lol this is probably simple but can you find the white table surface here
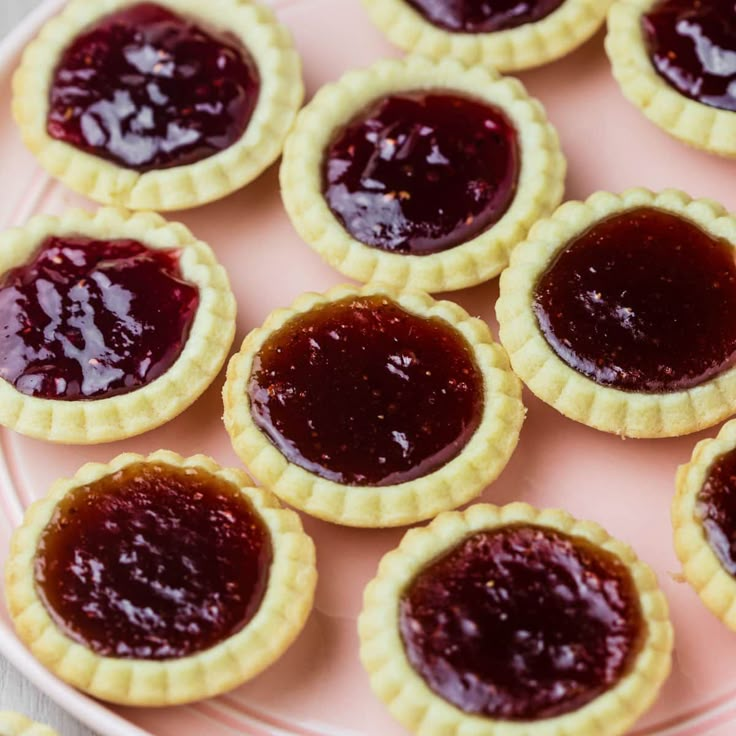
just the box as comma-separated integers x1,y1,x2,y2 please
0,2,98,735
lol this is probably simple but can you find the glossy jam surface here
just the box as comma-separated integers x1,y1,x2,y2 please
248,296,484,486
0,236,198,401
643,0,736,112
35,463,272,660
323,92,519,255
400,524,643,720
405,0,566,32
47,2,260,171
698,448,736,575
533,207,736,393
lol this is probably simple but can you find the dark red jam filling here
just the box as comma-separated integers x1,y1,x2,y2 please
400,524,643,720
697,448,736,575
35,462,272,660
404,0,566,32
643,0,736,113
248,295,484,487
323,92,519,255
0,236,198,401
47,2,260,171
533,207,736,393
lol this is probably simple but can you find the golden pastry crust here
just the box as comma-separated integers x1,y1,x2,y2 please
280,57,565,293
606,0,736,158
0,207,236,444
359,502,673,736
13,0,303,211
0,713,58,736
223,283,525,528
363,0,614,72
673,420,736,630
496,188,736,438
4,450,317,707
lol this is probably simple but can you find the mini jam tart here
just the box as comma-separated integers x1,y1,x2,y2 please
0,208,236,444
0,713,58,736
496,189,736,438
607,0,736,158
362,0,614,72
223,283,524,527
280,57,565,293
13,0,303,210
359,502,673,736
5,451,317,706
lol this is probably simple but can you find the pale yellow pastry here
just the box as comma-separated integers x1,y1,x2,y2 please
280,56,565,293
223,283,524,527
0,713,58,736
0,207,236,444
359,502,673,736
497,188,736,438
5,450,317,707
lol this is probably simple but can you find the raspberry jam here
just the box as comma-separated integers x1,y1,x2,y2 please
643,0,736,113
533,207,736,393
47,2,260,171
0,236,198,400
35,462,272,660
404,0,566,32
323,92,519,255
698,448,736,575
400,525,643,720
248,295,484,486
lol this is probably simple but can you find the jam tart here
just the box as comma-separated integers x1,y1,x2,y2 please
362,0,614,72
280,57,565,293
223,283,524,527
0,713,57,736
607,0,736,158
496,188,736,438
5,451,317,707
13,0,304,210
0,207,236,444
359,502,673,736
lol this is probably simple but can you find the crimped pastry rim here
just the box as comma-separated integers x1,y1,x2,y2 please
280,56,566,293
496,188,736,438
4,450,318,707
12,0,304,211
358,501,673,736
0,712,58,736
223,282,525,528
0,207,236,444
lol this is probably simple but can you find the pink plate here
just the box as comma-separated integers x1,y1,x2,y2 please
1,1,736,734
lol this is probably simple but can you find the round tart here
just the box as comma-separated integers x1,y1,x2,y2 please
223,283,524,527
5,450,317,707
359,502,673,736
280,57,565,293
13,0,303,210
362,0,613,72
0,207,235,444
607,0,736,158
0,713,57,736
496,188,736,438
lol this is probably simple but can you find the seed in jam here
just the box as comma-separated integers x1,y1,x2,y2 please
323,92,519,255
0,236,199,401
400,524,644,720
533,207,736,393
47,2,260,171
697,448,736,576
643,0,736,113
403,0,566,32
248,295,484,487
35,462,272,660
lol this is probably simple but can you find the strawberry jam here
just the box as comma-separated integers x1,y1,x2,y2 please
533,207,736,393
404,0,566,32
698,448,736,575
47,2,260,171
0,236,198,400
35,462,272,660
643,0,736,113
400,524,643,720
248,295,484,486
323,92,519,255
